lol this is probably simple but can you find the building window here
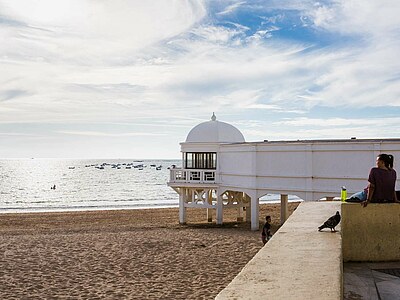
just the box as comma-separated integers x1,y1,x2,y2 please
185,152,216,169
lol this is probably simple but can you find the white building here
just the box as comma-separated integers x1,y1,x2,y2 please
168,114,400,230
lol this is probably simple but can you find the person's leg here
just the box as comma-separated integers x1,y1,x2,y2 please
347,190,367,202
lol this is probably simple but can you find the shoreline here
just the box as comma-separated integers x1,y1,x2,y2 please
0,199,302,215
0,203,300,299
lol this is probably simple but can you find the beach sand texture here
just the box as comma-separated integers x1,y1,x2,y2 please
0,203,299,299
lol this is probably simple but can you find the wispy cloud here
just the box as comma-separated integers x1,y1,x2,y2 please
0,132,37,136
274,117,400,128
241,116,400,141
0,89,30,101
58,130,167,137
0,0,399,157
216,1,247,16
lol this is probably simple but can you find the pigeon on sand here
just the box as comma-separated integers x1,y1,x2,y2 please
318,211,341,232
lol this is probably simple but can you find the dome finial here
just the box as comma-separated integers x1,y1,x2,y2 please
211,112,216,121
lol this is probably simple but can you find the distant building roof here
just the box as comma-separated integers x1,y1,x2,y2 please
185,113,245,143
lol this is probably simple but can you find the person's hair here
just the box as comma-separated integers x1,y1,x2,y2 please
265,215,271,221
377,153,394,169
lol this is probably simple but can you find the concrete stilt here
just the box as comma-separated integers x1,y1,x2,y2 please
250,194,259,231
179,191,187,224
216,193,223,225
280,194,288,225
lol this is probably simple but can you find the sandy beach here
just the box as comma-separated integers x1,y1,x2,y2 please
0,203,299,299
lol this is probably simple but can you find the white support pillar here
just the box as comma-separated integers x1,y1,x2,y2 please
280,194,289,225
250,193,259,231
179,190,187,224
216,192,223,225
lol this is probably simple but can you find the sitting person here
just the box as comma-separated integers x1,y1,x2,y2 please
362,154,398,207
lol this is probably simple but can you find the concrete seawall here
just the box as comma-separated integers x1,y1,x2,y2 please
342,203,400,262
216,201,342,300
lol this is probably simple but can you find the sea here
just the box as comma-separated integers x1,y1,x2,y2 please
0,159,181,213
0,159,299,213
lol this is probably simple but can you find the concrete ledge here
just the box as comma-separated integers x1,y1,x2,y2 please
216,202,342,300
342,203,400,262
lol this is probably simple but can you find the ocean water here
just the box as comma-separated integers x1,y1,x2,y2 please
0,159,300,213
0,159,181,213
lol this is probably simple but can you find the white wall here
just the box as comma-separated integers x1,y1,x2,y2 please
218,140,400,201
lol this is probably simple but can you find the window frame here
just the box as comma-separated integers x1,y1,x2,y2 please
184,152,217,169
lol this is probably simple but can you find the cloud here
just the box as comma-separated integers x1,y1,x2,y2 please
307,0,400,37
0,14,27,27
57,130,167,137
0,0,207,64
0,89,30,101
216,1,247,16
274,117,400,128
2,0,399,118
242,116,400,141
0,132,36,136
0,0,399,158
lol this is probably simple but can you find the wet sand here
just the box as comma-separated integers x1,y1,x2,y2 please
0,203,299,299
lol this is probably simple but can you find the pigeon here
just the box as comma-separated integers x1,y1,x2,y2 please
318,211,341,232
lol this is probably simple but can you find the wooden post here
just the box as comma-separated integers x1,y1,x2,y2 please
280,194,289,225
237,207,244,222
245,193,251,222
207,208,213,222
206,190,213,222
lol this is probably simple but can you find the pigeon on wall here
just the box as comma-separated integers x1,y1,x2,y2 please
318,211,341,232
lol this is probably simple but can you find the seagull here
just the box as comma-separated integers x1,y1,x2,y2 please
318,211,341,232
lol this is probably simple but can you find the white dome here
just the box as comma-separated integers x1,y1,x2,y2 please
186,114,245,143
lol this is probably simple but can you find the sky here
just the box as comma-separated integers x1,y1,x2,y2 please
1,0,400,159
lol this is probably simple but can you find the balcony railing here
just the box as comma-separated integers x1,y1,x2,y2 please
169,168,217,184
